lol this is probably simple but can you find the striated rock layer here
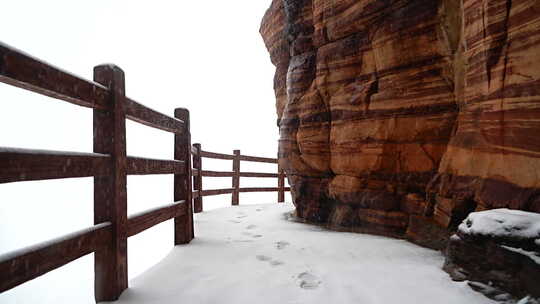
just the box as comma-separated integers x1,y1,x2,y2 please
261,0,540,236
428,0,540,227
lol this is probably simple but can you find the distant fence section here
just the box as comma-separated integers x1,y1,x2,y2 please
0,42,193,302
191,143,290,212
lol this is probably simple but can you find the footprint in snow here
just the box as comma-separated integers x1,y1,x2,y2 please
297,272,321,290
246,224,257,230
242,232,262,238
237,215,248,219
255,255,284,266
269,260,284,266
276,241,290,250
256,208,263,212
256,255,272,261
229,220,241,224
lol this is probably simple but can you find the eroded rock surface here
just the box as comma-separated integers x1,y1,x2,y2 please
428,0,540,226
261,0,540,237
444,209,540,302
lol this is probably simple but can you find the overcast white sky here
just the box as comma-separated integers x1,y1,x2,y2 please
1,0,279,154
0,1,287,302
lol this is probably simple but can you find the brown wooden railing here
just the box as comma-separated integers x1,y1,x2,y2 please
0,42,193,301
0,42,290,302
190,143,290,212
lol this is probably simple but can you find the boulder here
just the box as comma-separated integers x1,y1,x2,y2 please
444,209,540,301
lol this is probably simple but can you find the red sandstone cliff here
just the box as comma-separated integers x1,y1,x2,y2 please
260,0,540,236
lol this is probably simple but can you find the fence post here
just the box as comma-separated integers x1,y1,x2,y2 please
93,64,128,301
193,143,203,213
174,108,194,244
278,165,285,203
232,150,240,205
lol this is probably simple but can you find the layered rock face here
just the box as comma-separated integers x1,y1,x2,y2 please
428,0,540,226
260,0,540,235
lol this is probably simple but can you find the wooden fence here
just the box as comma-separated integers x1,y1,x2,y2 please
0,42,193,301
0,42,291,303
190,144,290,212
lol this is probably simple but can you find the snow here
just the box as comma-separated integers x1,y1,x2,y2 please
467,281,513,301
127,202,182,220
518,296,540,304
104,203,494,304
458,209,540,240
0,146,109,157
501,245,540,265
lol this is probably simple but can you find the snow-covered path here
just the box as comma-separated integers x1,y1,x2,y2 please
105,203,494,304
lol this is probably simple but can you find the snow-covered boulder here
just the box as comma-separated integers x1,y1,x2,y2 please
457,209,540,251
444,209,540,302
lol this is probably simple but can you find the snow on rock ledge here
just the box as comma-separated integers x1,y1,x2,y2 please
444,209,540,301
457,209,540,251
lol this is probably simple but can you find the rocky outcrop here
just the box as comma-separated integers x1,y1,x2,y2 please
428,0,540,227
444,209,540,302
261,0,540,238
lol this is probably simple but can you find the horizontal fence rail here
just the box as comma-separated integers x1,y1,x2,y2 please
1,41,289,303
0,223,112,292
190,143,290,212
126,156,185,175
0,148,112,183
0,42,194,302
127,201,187,237
125,97,184,133
0,43,186,133
0,42,109,109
